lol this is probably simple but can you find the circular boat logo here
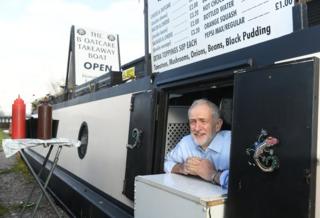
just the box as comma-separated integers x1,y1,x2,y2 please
107,34,116,41
77,28,86,35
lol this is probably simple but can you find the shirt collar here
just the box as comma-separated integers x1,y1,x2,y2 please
208,131,224,153
193,131,224,153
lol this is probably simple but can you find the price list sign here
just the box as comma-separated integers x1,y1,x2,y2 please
148,0,295,73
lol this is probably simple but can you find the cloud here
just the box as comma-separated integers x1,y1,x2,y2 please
0,0,144,115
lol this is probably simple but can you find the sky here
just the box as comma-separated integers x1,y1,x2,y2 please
0,0,145,115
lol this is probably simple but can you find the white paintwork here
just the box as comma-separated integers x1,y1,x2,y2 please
135,174,226,218
275,52,320,64
31,93,134,207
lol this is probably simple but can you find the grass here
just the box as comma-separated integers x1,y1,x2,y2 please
0,156,31,178
0,128,10,216
0,128,9,139
0,128,33,216
0,128,9,151
0,128,31,178
0,203,9,216
0,201,35,217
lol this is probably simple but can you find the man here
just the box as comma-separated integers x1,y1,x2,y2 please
164,99,231,189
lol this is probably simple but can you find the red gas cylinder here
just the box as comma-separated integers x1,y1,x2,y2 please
12,95,26,139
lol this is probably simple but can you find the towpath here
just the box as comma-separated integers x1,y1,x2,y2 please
0,137,69,217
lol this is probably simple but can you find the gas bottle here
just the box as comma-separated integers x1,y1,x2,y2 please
11,95,26,139
37,101,52,139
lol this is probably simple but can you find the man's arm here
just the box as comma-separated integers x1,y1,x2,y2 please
171,163,188,175
164,136,187,174
193,159,229,188
218,170,229,189
166,155,229,188
164,141,185,173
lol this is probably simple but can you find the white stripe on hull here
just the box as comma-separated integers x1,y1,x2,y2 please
31,93,133,207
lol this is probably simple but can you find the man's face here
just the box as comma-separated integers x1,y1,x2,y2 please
189,104,222,149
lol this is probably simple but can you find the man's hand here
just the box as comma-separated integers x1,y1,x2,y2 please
171,163,189,175
184,157,201,175
172,157,219,183
197,159,217,181
185,157,218,181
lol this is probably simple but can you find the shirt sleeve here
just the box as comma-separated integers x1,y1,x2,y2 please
164,158,177,173
164,139,185,173
219,169,229,189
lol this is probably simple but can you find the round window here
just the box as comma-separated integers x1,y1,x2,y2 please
78,122,88,159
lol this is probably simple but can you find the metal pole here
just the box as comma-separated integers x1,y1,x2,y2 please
144,0,151,76
19,150,61,217
19,145,54,217
31,145,63,218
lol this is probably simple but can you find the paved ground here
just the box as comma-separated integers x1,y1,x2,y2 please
0,147,69,217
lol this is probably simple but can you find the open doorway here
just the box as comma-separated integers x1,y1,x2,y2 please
154,71,234,172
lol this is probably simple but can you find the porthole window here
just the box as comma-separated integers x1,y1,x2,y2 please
78,122,88,159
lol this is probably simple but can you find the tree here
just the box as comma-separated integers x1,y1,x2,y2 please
31,78,65,114
48,79,64,96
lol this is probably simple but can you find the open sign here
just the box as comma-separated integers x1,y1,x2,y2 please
83,62,112,72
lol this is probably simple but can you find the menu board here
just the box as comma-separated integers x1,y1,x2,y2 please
148,0,295,73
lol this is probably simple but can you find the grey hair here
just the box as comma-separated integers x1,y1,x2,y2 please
188,99,220,120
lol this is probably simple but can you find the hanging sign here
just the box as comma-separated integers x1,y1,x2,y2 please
74,26,120,85
148,0,295,73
